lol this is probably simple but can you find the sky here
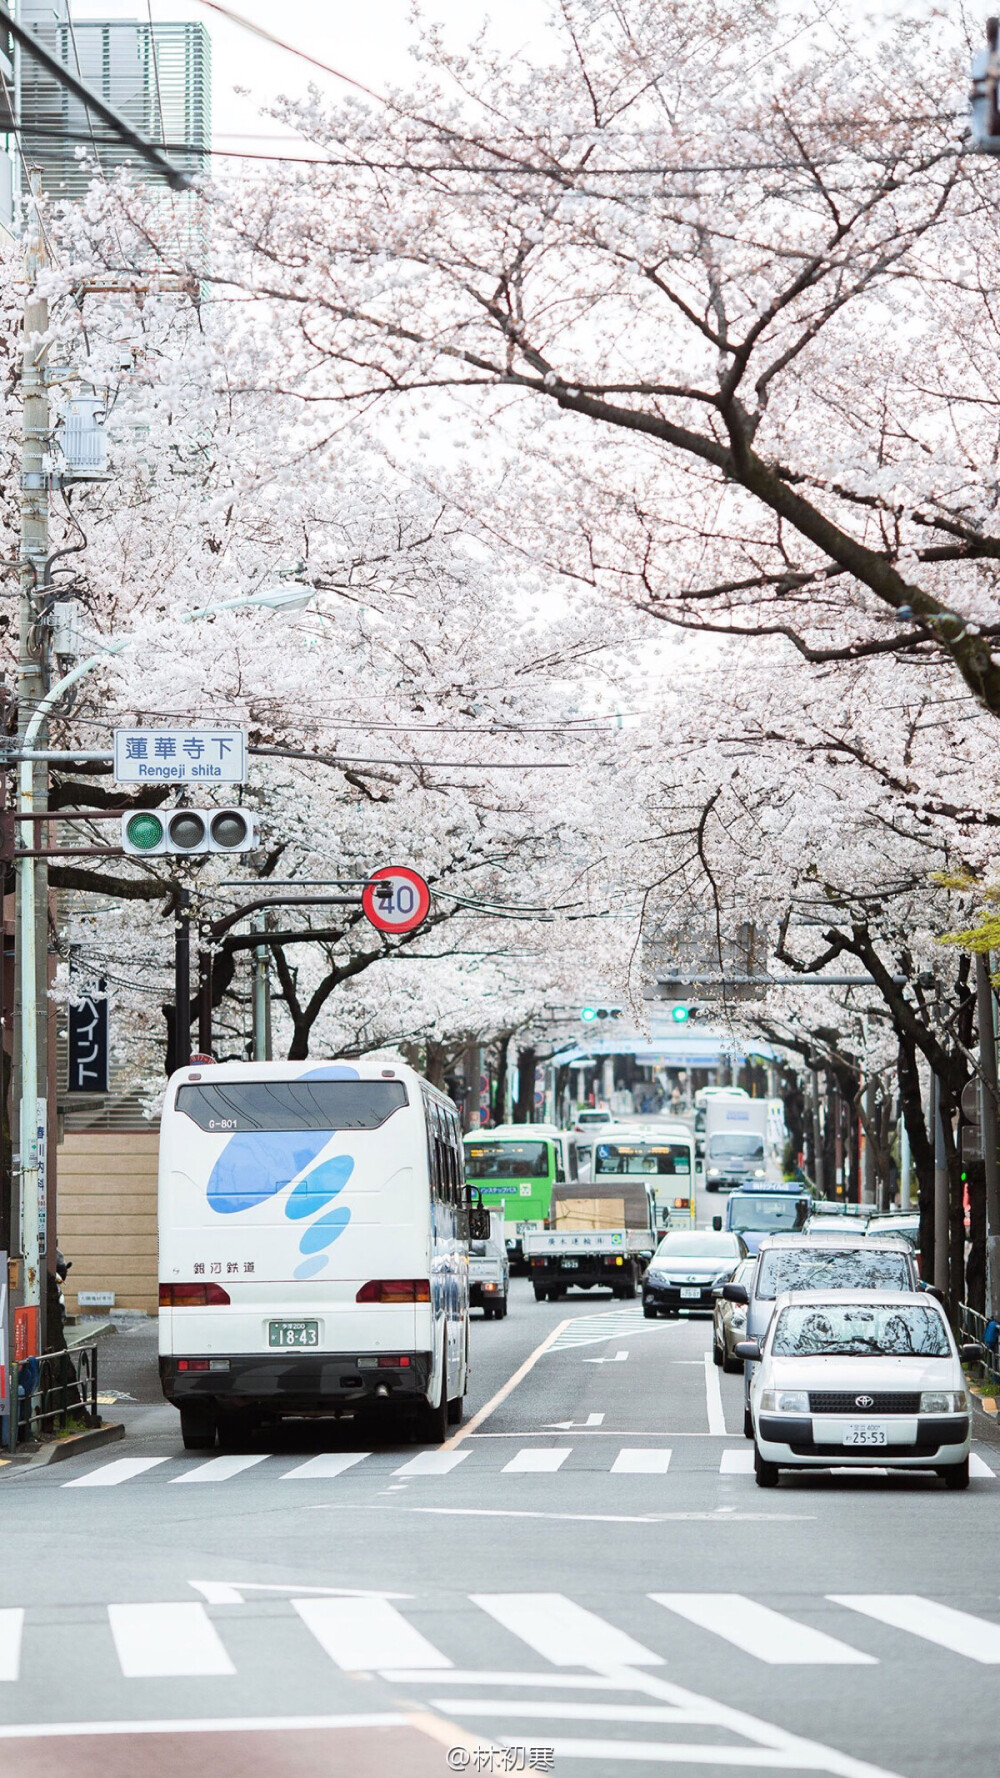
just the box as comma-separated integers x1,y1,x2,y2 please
70,0,549,162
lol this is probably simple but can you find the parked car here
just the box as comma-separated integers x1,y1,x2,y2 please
712,1256,756,1372
722,1231,921,1439
642,1229,747,1318
739,1290,981,1489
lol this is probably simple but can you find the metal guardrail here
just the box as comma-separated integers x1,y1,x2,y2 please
5,1341,99,1455
959,1303,1000,1391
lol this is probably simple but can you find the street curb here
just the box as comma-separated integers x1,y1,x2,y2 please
11,1421,124,1472
64,1320,116,1349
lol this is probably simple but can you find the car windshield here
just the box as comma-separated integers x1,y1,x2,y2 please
466,1141,549,1179
728,1195,809,1233
708,1134,764,1159
772,1302,951,1358
756,1248,911,1301
655,1234,738,1259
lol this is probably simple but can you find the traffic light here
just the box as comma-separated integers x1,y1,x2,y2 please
121,807,258,857
670,1004,690,1024
580,1006,623,1022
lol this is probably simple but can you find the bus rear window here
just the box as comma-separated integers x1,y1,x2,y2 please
466,1142,549,1179
175,1080,408,1133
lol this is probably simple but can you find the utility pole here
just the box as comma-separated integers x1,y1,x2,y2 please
862,1080,876,1206
251,911,271,1061
976,953,1000,1318
174,888,191,1070
14,167,50,1349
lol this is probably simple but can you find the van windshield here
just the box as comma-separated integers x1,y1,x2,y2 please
466,1142,550,1179
757,1248,911,1301
773,1303,950,1358
728,1195,809,1233
176,1080,407,1132
708,1133,764,1160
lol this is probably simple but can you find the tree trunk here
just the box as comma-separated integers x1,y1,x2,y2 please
423,1040,448,1090
492,1034,511,1124
965,1156,986,1315
897,1037,935,1282
513,1047,536,1124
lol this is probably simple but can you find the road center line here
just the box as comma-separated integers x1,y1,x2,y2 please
443,1317,571,1450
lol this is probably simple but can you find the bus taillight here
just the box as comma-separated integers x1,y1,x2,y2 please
356,1279,431,1303
159,1282,232,1307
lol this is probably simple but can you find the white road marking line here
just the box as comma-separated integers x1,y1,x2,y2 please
0,1714,406,1740
437,1701,689,1723
471,1593,664,1668
516,1735,899,1770
0,1611,23,1682
651,1594,876,1665
170,1455,270,1484
444,1317,571,1448
703,1351,726,1436
382,1671,632,1688
502,1448,570,1473
611,1449,673,1474
281,1452,370,1480
394,1450,470,1477
583,1350,628,1365
107,1603,235,1678
292,1596,452,1670
720,1450,755,1474
830,1595,1000,1663
312,1503,815,1522
63,1457,170,1488
970,1453,995,1477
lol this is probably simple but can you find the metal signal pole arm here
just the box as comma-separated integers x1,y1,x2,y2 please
0,2,192,192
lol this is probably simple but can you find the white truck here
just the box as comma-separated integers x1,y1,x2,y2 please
703,1095,787,1191
523,1181,657,1302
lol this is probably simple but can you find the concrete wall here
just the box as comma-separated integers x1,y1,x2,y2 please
57,1130,158,1315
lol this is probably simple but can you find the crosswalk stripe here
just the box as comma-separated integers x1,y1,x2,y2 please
829,1595,1000,1663
719,1450,754,1474
611,1449,672,1474
502,1449,569,1474
650,1594,876,1665
292,1596,452,1670
471,1593,664,1668
0,1611,23,1682
64,1458,170,1489
394,1451,470,1477
170,1455,270,1484
970,1453,995,1478
281,1453,370,1481
108,1603,235,1678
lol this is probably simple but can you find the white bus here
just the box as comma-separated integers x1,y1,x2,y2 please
158,1058,483,1450
591,1121,697,1234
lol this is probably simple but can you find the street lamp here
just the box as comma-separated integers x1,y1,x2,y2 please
16,583,317,1322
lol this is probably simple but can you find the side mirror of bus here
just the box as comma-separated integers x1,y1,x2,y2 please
469,1207,491,1242
711,1216,723,1232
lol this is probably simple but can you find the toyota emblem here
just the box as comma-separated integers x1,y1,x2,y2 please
855,1394,874,1408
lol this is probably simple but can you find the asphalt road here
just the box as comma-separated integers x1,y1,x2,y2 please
4,1279,1000,1778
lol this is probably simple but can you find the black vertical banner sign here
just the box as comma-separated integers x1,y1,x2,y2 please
68,982,109,1093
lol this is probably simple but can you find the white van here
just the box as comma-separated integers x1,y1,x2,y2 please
158,1058,482,1449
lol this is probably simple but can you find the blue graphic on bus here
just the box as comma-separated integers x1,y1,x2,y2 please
206,1065,359,1278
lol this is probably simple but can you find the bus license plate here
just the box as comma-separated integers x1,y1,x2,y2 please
843,1423,887,1446
268,1319,319,1349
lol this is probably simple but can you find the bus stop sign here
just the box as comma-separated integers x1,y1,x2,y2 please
362,866,431,935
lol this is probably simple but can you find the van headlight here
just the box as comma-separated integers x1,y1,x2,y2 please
707,1169,721,1180
919,1390,968,1413
753,1168,766,1178
760,1390,809,1414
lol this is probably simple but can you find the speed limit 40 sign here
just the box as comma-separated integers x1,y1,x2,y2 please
362,865,431,935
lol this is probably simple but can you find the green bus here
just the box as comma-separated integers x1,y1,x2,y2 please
463,1124,578,1268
